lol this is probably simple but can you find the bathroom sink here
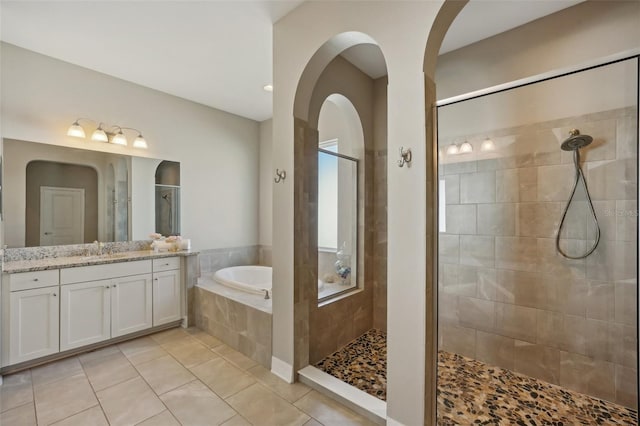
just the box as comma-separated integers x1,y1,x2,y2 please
78,253,129,262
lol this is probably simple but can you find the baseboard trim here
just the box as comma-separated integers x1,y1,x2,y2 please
271,356,294,383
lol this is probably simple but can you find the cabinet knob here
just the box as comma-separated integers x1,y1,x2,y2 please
113,284,117,288
154,278,159,281
52,293,57,297
33,278,39,281
105,285,110,289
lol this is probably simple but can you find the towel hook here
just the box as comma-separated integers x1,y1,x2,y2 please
397,147,412,167
274,169,286,183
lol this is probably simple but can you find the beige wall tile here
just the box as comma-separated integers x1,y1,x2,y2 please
477,203,516,236
517,202,561,238
559,351,615,402
616,113,638,161
615,199,638,242
444,174,460,204
560,315,587,355
537,164,574,202
514,341,560,384
536,310,564,349
614,279,637,328
439,324,476,359
496,269,544,309
585,281,615,321
438,234,459,264
460,235,495,268
615,365,638,409
458,297,495,333
544,276,586,316
445,204,477,235
495,303,537,343
475,268,499,301
496,237,538,272
496,168,519,202
537,238,585,279
587,158,637,201
475,331,515,370
460,171,496,204
591,200,617,241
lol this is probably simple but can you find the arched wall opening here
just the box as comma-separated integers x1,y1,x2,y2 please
290,34,389,390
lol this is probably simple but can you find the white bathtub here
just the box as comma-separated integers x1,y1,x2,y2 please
214,265,272,295
213,265,324,297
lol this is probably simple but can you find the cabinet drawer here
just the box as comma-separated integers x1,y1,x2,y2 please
9,270,59,291
153,257,180,272
61,260,152,284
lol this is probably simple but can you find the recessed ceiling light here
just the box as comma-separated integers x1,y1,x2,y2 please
263,84,273,92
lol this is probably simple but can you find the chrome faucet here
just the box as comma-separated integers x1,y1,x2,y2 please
93,240,104,256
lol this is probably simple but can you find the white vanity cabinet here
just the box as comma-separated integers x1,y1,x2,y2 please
59,260,153,351
152,257,181,326
8,276,60,364
2,254,185,369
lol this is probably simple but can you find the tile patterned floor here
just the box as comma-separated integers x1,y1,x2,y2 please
0,327,375,426
316,329,639,425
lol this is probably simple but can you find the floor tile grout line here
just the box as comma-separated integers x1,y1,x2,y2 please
47,402,103,426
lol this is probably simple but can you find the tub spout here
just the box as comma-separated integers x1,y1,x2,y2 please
264,290,270,300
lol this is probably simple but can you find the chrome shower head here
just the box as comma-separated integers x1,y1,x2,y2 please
561,129,593,151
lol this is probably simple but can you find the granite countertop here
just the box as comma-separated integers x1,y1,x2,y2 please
3,250,198,274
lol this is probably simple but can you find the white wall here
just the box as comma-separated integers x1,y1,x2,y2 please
1,43,260,250
436,1,640,100
258,119,273,247
272,2,442,424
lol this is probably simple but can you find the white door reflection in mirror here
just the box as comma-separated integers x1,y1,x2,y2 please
40,186,85,245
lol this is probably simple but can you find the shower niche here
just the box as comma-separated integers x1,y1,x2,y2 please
155,160,180,236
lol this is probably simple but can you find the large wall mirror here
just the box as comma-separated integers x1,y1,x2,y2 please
3,139,180,248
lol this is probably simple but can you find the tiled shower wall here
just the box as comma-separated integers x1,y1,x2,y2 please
438,107,638,408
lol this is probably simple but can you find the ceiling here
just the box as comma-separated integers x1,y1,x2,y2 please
1,1,583,122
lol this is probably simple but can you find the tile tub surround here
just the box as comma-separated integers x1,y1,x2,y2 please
438,107,638,408
193,283,272,368
196,246,259,276
0,327,374,425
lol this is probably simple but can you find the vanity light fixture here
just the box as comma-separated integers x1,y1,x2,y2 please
446,144,459,155
67,118,148,149
459,141,473,154
480,137,496,152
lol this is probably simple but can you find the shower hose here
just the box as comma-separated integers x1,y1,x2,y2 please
555,148,601,259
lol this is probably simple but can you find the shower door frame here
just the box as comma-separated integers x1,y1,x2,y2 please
432,48,640,419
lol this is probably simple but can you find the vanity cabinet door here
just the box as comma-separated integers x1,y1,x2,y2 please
9,286,59,364
111,274,153,337
60,280,111,351
153,269,181,326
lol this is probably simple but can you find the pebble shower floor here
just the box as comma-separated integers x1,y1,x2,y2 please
316,330,638,425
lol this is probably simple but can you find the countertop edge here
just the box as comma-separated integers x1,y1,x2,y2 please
3,250,199,274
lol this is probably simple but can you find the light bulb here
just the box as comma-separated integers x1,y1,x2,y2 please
459,141,473,153
67,121,86,138
481,137,496,152
446,144,459,155
263,84,273,92
133,134,148,149
112,131,127,146
91,126,108,142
